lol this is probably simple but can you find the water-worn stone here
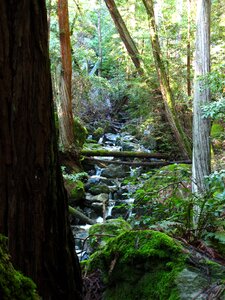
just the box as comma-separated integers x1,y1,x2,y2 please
85,193,109,204
105,133,119,142
88,183,110,195
91,202,104,214
101,164,129,178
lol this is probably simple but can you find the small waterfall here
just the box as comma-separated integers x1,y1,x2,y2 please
124,198,135,218
95,165,103,176
130,166,142,177
105,192,115,218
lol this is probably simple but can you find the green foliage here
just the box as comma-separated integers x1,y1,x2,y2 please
127,165,225,244
131,164,192,234
62,168,87,200
202,69,225,123
61,168,88,182
202,98,225,120
195,171,225,241
206,170,225,200
211,123,224,139
0,235,38,299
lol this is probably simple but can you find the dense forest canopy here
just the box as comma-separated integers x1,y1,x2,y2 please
48,0,225,154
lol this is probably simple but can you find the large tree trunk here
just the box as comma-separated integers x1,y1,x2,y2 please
0,1,82,299
142,0,192,159
104,0,144,76
57,0,75,150
192,0,211,194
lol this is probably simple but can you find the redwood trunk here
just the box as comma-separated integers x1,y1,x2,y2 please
0,1,82,299
58,0,74,149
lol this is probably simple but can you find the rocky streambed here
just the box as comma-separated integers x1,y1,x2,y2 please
71,122,153,260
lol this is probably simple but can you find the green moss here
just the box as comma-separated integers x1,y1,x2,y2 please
64,179,85,200
211,123,224,139
88,218,132,250
88,184,110,195
93,127,104,139
71,180,85,199
85,230,185,300
73,117,88,149
83,142,103,150
202,259,225,280
0,235,38,299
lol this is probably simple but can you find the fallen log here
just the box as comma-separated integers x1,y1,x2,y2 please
83,157,191,167
81,149,168,159
69,206,96,225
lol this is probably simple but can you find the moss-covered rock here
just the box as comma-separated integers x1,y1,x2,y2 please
88,183,110,195
84,230,225,300
88,218,132,251
0,235,38,299
73,117,88,149
93,127,104,140
65,179,85,203
83,142,102,151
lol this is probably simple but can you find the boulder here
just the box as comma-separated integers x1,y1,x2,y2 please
87,183,110,195
85,193,109,205
101,164,129,178
65,179,85,205
84,230,225,300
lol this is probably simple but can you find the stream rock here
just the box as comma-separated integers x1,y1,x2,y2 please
87,183,110,195
111,201,130,219
101,164,129,178
85,193,109,204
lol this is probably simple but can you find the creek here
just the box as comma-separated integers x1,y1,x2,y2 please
72,121,155,260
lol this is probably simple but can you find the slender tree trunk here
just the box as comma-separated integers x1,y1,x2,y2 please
175,0,183,58
187,0,192,97
104,0,144,76
58,0,75,150
98,0,103,77
142,0,192,159
0,1,82,299
192,0,211,194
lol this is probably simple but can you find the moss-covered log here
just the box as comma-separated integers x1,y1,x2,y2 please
69,206,96,225
84,157,191,167
81,149,168,159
